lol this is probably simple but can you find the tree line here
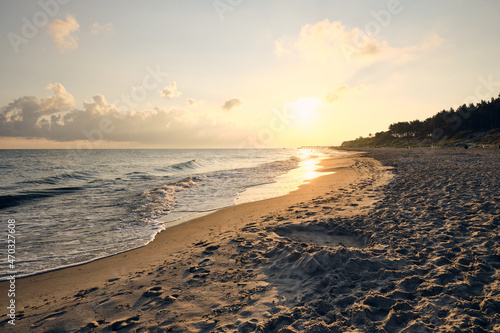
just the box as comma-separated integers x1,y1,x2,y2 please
342,94,500,147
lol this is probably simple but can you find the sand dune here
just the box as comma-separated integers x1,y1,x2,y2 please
2,148,499,332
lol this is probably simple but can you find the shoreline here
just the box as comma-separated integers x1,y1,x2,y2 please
1,152,374,329
0,153,334,282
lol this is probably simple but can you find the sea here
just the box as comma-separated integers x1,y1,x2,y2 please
0,148,343,279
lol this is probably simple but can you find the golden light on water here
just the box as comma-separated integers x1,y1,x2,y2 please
235,151,334,204
300,158,323,180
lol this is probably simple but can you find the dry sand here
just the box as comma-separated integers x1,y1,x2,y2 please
1,148,499,332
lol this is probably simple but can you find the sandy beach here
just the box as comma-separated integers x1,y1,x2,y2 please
2,148,500,332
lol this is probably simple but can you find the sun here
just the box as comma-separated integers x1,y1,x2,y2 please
289,97,323,123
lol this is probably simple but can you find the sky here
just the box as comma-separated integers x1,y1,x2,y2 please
1,0,499,149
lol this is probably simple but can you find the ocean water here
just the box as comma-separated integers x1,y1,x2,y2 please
0,148,341,279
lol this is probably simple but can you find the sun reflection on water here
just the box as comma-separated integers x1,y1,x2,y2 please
235,150,335,204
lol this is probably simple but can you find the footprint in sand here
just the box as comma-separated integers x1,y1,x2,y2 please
203,245,219,255
74,287,99,298
273,224,365,248
137,286,179,311
108,315,140,331
198,258,214,267
31,310,67,328
142,286,163,297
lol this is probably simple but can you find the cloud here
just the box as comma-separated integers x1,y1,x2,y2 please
393,34,444,62
275,20,381,62
47,15,79,52
324,85,349,104
0,84,248,146
187,98,204,107
160,82,182,99
0,85,72,138
40,83,75,111
222,98,242,111
275,19,442,64
274,40,292,57
324,84,366,104
90,22,114,35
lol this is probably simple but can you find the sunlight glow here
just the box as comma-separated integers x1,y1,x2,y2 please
288,97,323,123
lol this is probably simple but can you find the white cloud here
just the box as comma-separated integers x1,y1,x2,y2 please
0,84,249,146
41,83,75,112
90,22,114,35
160,82,182,99
47,15,79,53
275,20,380,62
222,98,242,111
275,19,443,65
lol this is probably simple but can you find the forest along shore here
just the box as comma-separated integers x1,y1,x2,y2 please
1,148,500,332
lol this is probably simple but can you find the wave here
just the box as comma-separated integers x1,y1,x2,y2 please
0,186,85,210
124,171,155,180
18,171,94,185
156,159,200,173
257,156,301,171
129,177,199,224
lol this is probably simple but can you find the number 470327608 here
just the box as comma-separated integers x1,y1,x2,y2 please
7,219,16,269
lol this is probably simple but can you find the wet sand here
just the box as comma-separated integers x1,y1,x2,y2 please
1,148,499,332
